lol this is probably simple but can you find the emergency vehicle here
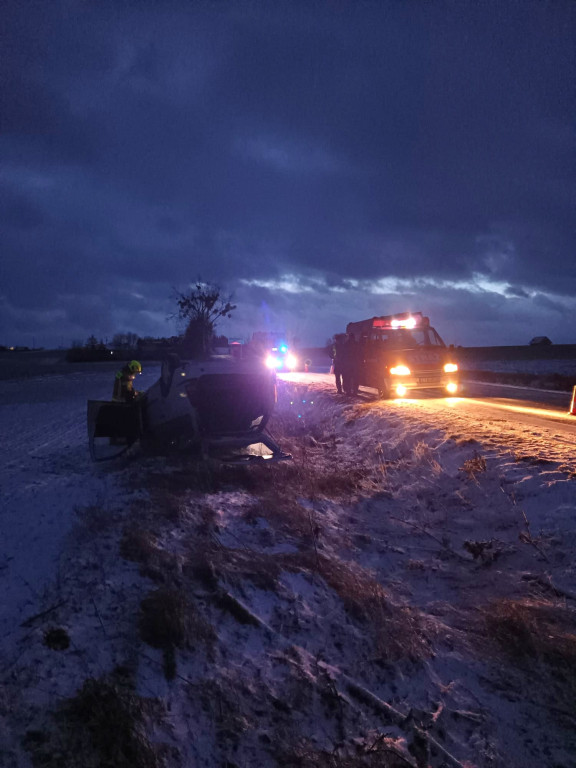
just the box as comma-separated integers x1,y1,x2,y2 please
265,343,298,372
345,311,459,398
251,332,299,372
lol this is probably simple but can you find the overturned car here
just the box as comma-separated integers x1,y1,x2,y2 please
87,354,291,463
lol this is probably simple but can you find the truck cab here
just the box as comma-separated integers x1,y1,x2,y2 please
346,311,459,398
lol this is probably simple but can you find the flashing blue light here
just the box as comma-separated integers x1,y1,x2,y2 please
279,345,288,353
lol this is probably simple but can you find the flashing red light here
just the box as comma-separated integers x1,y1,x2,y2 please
372,311,424,330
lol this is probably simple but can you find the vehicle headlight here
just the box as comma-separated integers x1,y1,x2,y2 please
390,365,411,376
444,363,458,373
265,355,277,369
286,354,298,369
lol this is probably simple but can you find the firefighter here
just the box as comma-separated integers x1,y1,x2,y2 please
112,360,142,402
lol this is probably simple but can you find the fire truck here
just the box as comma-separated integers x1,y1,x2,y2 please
345,311,459,398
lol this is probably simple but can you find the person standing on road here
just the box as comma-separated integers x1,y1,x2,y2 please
112,360,142,402
332,334,346,393
340,334,359,395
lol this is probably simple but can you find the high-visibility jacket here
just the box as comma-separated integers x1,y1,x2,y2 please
112,366,136,402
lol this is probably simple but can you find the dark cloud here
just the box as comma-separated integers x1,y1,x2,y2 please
1,0,575,347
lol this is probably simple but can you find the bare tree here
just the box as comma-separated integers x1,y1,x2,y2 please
112,332,140,349
174,281,236,358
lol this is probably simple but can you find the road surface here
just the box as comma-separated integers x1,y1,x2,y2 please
280,371,576,442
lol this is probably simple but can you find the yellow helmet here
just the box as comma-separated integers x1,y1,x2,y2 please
128,360,142,374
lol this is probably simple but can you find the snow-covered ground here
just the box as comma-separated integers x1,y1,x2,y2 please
1,365,575,767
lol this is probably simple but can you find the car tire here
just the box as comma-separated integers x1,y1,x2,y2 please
378,382,390,399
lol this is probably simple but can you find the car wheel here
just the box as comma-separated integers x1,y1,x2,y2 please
378,382,390,399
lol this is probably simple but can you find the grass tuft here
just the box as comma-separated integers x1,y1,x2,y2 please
139,587,191,650
43,627,70,651
459,452,487,481
119,527,158,564
486,598,576,665
24,673,165,768
62,676,162,768
139,586,215,678
484,598,576,715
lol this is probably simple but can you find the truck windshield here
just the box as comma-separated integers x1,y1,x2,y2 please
376,328,445,348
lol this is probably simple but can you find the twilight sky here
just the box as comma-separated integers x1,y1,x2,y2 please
1,0,575,349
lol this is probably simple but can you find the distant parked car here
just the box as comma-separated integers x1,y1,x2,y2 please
529,336,552,346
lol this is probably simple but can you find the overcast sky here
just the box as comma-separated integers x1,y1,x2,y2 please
1,0,575,349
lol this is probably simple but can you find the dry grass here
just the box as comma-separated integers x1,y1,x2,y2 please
183,539,429,664
119,526,182,583
459,452,487,481
139,587,192,649
62,675,163,768
214,550,433,663
119,527,158,564
141,461,219,494
196,677,254,749
139,586,215,679
243,496,316,541
182,543,221,589
74,504,117,534
282,738,413,767
485,598,576,665
310,467,370,496
300,555,431,663
146,491,184,524
245,450,369,544
187,543,282,592
24,672,165,768
412,441,442,475
484,598,576,715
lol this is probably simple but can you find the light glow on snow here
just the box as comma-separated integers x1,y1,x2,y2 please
2,359,576,767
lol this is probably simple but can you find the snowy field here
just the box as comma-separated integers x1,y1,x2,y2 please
1,365,576,767
460,357,576,378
